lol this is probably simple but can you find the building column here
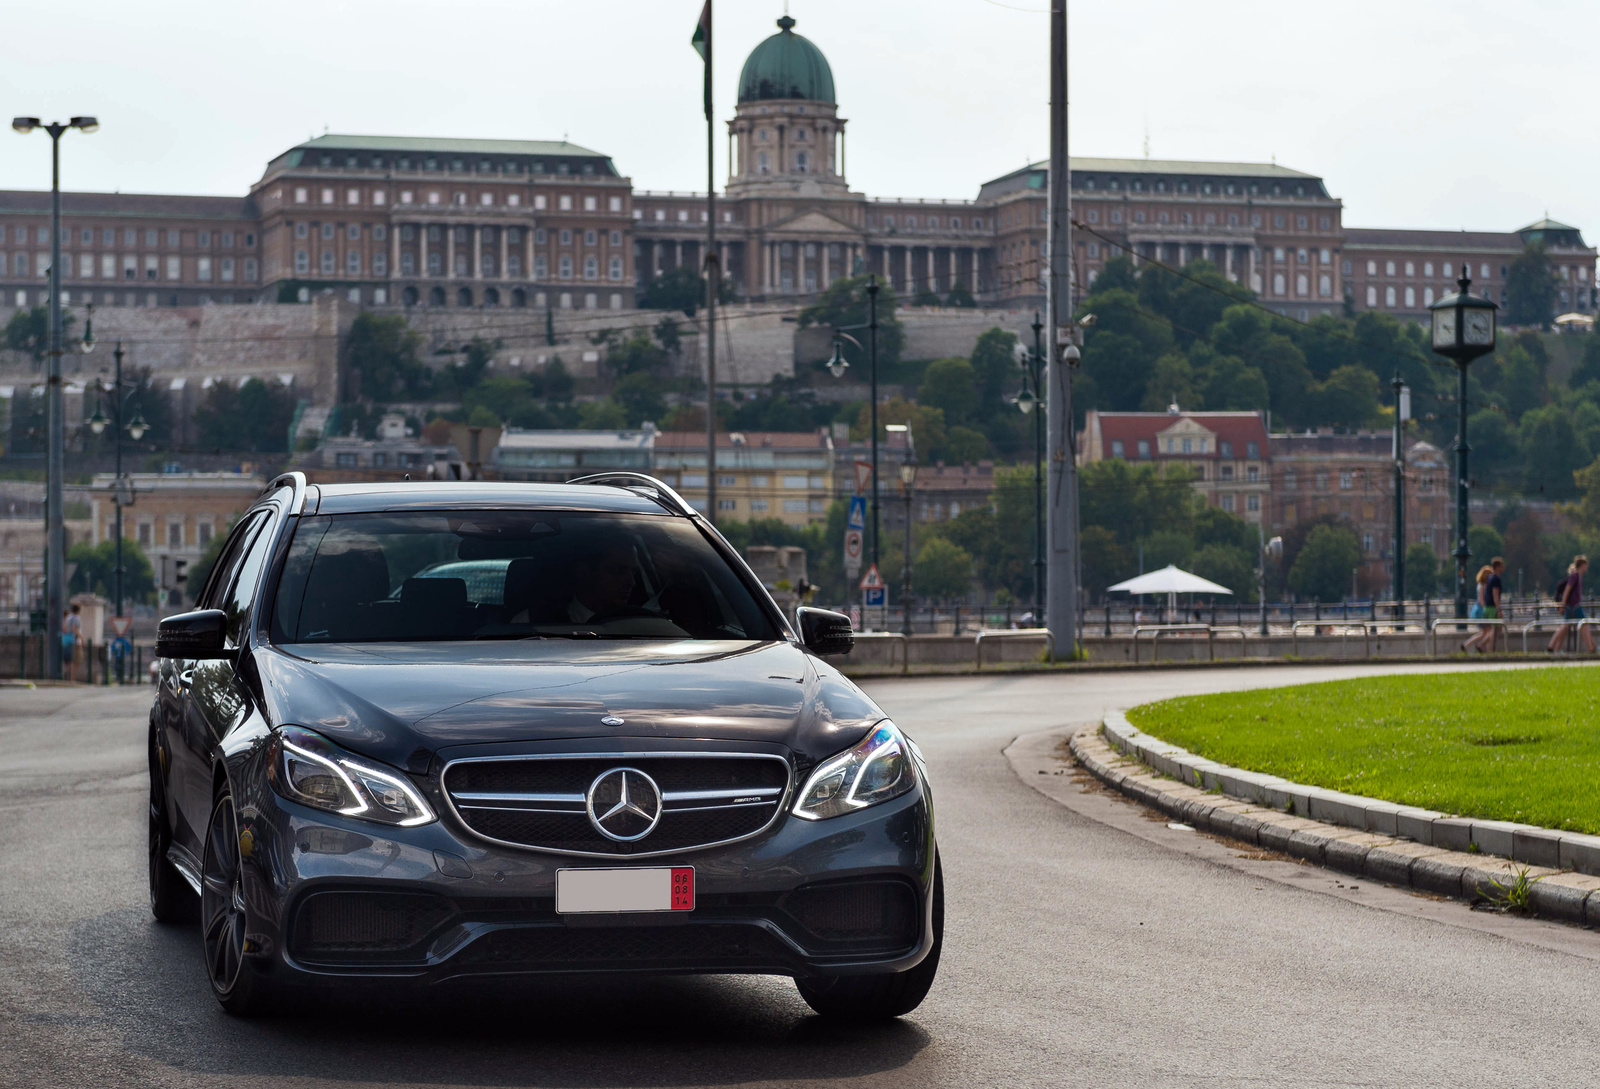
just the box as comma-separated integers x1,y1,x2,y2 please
1224,245,1235,281
1248,246,1258,292
525,227,534,280
762,240,772,295
446,229,456,280
473,228,483,280
419,227,429,281
674,241,683,270
390,225,400,281
797,243,805,295
820,243,830,289
500,229,510,282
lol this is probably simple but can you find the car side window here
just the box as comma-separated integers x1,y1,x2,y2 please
223,513,279,647
199,512,268,612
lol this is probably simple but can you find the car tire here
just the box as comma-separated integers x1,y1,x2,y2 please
200,787,278,1016
148,738,197,924
795,857,944,1020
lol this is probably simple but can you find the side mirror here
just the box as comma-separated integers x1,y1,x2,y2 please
796,607,854,657
156,609,231,660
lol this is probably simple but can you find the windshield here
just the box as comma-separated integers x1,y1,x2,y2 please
270,511,782,644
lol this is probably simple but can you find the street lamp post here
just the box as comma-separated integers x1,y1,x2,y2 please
893,432,918,638
13,115,98,680
1428,272,1498,619
89,342,148,637
1392,373,1409,616
1013,312,1047,625
825,276,882,568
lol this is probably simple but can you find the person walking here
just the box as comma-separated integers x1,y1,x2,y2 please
1463,558,1505,653
61,603,82,683
1548,556,1596,654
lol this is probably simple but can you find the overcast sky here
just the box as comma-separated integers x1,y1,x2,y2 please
1,0,1590,236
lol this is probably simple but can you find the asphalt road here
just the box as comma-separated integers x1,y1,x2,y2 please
5,662,1600,1088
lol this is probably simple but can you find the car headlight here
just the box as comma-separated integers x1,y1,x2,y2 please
270,726,435,827
793,721,918,821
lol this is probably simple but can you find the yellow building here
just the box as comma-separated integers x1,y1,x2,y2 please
654,431,835,526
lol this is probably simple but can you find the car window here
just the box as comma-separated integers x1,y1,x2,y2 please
223,513,279,646
269,510,780,644
200,511,269,611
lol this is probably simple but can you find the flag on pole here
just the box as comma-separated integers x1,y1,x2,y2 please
691,1,712,120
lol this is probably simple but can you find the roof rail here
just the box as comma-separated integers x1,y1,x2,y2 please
566,472,698,518
262,471,308,514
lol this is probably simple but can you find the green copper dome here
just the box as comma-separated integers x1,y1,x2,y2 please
738,15,836,104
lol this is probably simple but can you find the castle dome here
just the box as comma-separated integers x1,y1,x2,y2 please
737,15,836,105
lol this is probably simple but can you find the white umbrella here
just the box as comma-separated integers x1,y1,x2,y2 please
1108,565,1232,622
1107,565,1233,596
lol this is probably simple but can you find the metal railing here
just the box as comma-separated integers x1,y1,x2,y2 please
850,631,908,673
1290,619,1425,658
973,628,1054,670
1131,625,1249,663
1426,617,1509,657
1516,617,1600,654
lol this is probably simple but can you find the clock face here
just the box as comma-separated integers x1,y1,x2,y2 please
1432,310,1457,349
1464,309,1494,346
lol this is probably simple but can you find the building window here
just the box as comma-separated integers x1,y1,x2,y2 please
166,256,180,280
220,257,235,282
1385,260,1396,275
609,256,623,281
1273,272,1286,295
1319,273,1331,297
295,249,309,274
401,253,415,275
1404,286,1415,308
167,522,183,548
321,251,336,274
1137,439,1150,458
1246,495,1260,513
137,523,152,547
1220,464,1234,481
559,229,572,245
336,452,358,468
584,229,597,246
1296,273,1308,296
1385,285,1396,307
535,255,548,278
1111,440,1124,458
1424,286,1434,306
1340,471,1353,489
559,256,573,279
1366,285,1377,307
1247,465,1260,482
347,251,362,275
1221,495,1236,512
428,252,442,276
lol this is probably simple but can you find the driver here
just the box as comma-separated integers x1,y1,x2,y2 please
564,542,637,623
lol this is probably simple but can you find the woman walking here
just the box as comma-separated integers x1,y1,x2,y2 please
1548,556,1596,654
1463,558,1504,653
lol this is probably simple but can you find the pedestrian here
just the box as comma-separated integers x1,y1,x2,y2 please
61,603,82,683
1548,556,1596,653
1463,558,1504,653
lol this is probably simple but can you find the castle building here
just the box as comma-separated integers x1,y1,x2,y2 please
0,15,1591,322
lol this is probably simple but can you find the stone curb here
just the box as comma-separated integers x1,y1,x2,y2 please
1068,722,1600,926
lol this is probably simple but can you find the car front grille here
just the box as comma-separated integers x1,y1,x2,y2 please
442,753,791,856
290,891,455,963
453,922,797,973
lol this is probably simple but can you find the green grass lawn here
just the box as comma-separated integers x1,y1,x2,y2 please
1126,666,1600,834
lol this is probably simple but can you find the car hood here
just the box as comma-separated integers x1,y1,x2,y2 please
253,639,885,772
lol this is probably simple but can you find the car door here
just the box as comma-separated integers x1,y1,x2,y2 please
169,511,270,852
181,508,281,827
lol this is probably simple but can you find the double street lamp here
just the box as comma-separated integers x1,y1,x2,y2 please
1428,272,1498,619
13,114,98,680
1013,312,1048,625
825,276,882,571
885,424,917,636
88,342,149,652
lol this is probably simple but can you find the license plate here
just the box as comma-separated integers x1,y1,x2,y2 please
556,867,695,914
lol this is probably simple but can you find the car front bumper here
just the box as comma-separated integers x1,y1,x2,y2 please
234,777,936,988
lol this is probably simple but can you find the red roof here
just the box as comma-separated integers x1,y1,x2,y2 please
1090,411,1269,459
655,430,831,451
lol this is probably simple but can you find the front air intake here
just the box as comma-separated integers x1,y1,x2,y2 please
290,891,455,963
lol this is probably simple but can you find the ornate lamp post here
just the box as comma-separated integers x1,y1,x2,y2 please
88,341,148,662
1428,272,1498,619
825,276,882,571
898,443,918,637
1012,312,1047,625
13,114,97,679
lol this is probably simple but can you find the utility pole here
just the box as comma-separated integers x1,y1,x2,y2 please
1045,0,1078,659
1030,312,1045,624
701,0,718,526
868,277,881,572
46,132,65,679
1392,372,1407,617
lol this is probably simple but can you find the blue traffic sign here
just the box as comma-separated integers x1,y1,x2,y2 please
863,586,886,608
846,495,867,531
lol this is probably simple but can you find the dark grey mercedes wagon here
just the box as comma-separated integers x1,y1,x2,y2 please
148,472,941,1018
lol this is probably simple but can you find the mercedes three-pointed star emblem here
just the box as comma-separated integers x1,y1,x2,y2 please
585,767,663,842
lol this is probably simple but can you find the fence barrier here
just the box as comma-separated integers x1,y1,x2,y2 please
1131,625,1249,663
973,628,1054,670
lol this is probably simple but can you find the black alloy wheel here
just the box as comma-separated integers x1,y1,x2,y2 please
200,788,276,1015
795,856,944,1020
148,737,196,923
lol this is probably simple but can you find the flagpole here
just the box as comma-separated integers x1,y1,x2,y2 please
702,0,718,525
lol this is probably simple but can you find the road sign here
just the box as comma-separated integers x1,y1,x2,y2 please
108,616,133,638
859,564,883,591
863,586,886,608
843,529,863,579
854,459,873,495
846,496,866,531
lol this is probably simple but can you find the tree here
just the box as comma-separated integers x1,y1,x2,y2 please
946,281,976,308
194,377,296,452
967,327,1019,424
913,537,973,605
4,306,72,364
1467,524,1503,566
1310,365,1381,429
1403,542,1440,599
462,375,554,430
941,426,989,464
612,372,666,427
1079,460,1197,550
854,397,945,457
577,398,627,430
1520,405,1590,498
1189,543,1256,603
918,357,977,426
1079,525,1130,599
68,537,156,604
7,386,46,454
1506,242,1559,328
1288,524,1362,602
605,330,668,376
1142,353,1197,412
640,266,733,317
345,312,429,401
797,274,904,370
